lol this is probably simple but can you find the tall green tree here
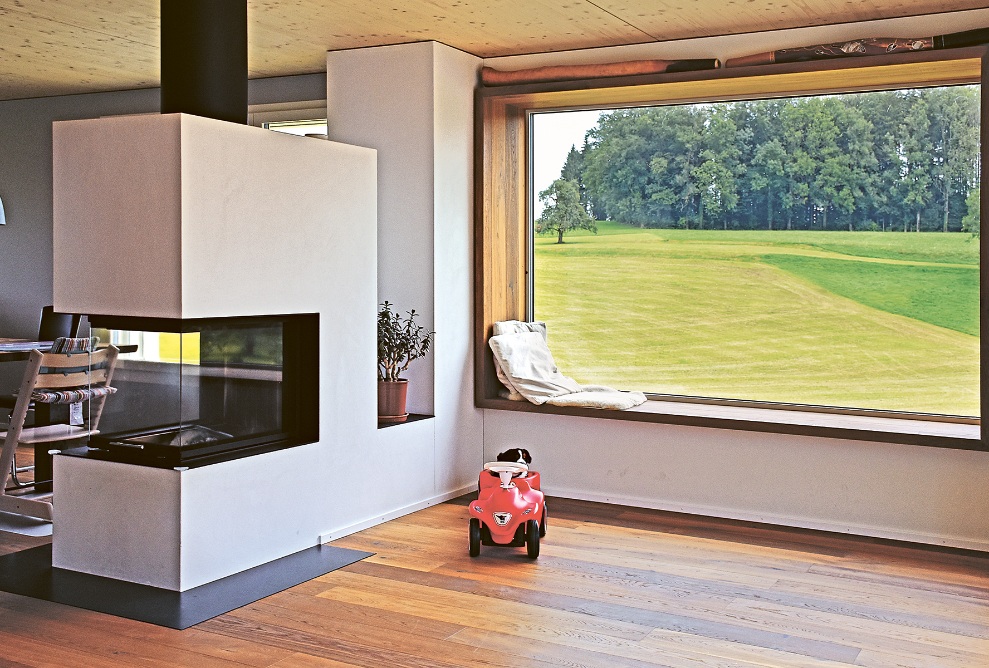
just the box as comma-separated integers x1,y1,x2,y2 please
901,94,934,232
963,186,980,236
819,102,875,230
536,178,597,243
560,144,589,212
750,138,786,230
927,87,981,232
691,107,744,229
779,101,816,230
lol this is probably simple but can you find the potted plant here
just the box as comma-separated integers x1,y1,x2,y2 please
377,301,433,422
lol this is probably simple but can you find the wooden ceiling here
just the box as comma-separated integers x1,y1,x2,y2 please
0,0,986,101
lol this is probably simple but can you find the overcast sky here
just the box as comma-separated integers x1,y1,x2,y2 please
531,109,604,217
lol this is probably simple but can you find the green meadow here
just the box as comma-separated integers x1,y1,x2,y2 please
533,222,980,415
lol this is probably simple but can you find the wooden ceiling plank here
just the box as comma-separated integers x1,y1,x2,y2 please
249,0,652,58
1,0,158,46
595,0,989,43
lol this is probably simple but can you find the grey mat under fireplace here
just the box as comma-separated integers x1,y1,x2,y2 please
0,543,372,629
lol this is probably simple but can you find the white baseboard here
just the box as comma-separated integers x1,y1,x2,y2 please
318,483,477,544
544,485,989,553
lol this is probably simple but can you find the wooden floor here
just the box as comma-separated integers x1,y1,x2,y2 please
0,496,987,667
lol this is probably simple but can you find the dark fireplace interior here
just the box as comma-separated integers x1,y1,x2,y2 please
84,313,318,467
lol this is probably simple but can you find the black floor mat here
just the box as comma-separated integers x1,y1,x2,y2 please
0,543,372,629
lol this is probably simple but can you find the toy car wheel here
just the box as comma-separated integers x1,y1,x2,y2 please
526,519,540,559
539,507,547,538
469,518,481,557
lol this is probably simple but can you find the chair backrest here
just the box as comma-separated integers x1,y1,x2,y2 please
38,305,81,341
3,345,119,447
0,344,118,496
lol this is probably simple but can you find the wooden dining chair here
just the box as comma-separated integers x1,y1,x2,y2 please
0,342,118,521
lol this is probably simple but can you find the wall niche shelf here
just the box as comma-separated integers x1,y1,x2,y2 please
377,413,434,429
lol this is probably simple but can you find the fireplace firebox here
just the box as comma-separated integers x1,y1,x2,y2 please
83,313,318,468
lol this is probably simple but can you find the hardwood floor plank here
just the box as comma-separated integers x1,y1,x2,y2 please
0,591,293,667
255,586,470,640
429,559,739,621
721,598,989,660
637,627,855,668
267,654,362,668
0,596,267,668
0,658,35,668
317,578,655,642
807,562,989,600
342,561,860,663
205,605,559,668
201,614,477,668
769,575,989,625
0,629,137,668
851,648,983,668
445,626,684,668
549,522,837,574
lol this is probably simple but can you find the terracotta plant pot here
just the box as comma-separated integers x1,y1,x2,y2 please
378,379,409,422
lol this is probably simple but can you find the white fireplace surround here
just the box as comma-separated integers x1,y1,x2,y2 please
50,113,377,590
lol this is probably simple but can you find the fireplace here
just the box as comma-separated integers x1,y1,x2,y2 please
51,96,376,590
85,313,318,468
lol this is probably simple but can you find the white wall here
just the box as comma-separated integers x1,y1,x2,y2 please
324,42,485,536
433,47,487,496
482,8,989,551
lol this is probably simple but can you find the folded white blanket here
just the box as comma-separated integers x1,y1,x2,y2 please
489,330,646,410
491,321,548,401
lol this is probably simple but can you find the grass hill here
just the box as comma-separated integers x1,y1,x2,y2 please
534,223,979,415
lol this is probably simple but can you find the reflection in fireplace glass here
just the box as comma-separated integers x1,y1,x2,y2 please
87,314,317,467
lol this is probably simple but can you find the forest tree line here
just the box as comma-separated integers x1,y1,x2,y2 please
556,86,980,232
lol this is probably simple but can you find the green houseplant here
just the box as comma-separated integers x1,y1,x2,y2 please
377,301,433,422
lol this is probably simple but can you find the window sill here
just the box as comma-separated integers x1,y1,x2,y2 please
476,397,982,451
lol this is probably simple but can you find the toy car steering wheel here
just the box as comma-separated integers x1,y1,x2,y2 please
483,461,528,488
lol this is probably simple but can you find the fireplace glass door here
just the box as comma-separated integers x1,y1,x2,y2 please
87,314,317,467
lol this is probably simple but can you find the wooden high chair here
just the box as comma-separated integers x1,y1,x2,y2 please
0,342,118,521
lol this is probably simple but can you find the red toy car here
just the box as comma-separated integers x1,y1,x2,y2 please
468,462,546,558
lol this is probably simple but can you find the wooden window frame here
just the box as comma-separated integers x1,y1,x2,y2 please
475,45,989,451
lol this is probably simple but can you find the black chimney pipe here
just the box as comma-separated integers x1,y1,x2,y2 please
160,0,248,124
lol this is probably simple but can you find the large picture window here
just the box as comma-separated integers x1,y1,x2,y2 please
476,49,987,446
530,85,980,416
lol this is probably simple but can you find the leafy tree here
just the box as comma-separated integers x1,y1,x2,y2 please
901,94,933,232
779,102,816,230
821,103,875,230
750,138,786,230
581,110,654,225
963,187,980,237
691,107,743,229
582,106,709,226
560,145,589,212
926,87,981,232
846,90,905,231
536,179,597,243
